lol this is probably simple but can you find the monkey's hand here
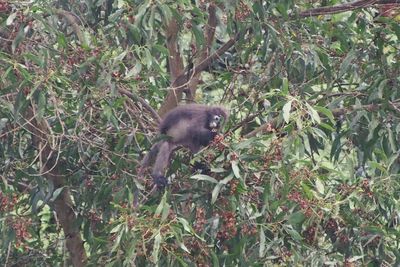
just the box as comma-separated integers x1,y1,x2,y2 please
152,174,168,190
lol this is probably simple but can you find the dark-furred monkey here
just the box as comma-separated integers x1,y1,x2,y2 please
139,104,228,188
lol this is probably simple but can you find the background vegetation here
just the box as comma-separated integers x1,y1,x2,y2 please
1,0,399,266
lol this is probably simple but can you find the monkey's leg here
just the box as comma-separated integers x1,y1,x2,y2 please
152,141,177,189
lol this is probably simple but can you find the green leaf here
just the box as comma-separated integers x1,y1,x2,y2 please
113,51,127,62
12,26,26,54
178,218,192,233
151,231,161,264
50,187,65,202
339,50,356,77
288,212,306,226
211,183,223,204
283,225,302,241
192,25,205,47
155,192,170,222
281,78,289,95
6,12,17,25
158,4,172,23
211,176,233,204
301,133,311,155
305,102,321,124
315,179,324,194
259,228,266,257
37,90,46,120
314,106,334,124
211,251,220,266
110,224,122,234
126,62,142,78
282,100,293,123
231,161,241,178
191,174,218,183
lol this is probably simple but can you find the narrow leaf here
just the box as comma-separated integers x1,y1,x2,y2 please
151,231,161,264
282,100,293,123
191,174,218,183
305,102,321,124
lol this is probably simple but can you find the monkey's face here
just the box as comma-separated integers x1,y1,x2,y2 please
209,114,223,129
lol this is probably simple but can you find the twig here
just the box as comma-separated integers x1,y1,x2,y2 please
118,87,161,123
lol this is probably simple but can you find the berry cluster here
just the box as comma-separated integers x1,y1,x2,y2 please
216,211,237,241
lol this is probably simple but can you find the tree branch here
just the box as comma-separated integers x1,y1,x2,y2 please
53,9,86,46
158,31,242,115
165,18,184,81
187,3,218,101
24,106,87,267
244,103,388,138
118,87,161,123
296,0,399,18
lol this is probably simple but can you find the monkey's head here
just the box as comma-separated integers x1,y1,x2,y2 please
207,107,229,130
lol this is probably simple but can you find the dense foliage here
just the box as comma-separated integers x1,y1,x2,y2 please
1,0,399,266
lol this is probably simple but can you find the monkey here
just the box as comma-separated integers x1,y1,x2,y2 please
139,104,228,189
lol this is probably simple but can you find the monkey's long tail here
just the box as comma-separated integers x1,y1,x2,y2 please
134,141,163,208
137,141,162,178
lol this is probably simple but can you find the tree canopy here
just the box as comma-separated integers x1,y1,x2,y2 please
0,0,400,266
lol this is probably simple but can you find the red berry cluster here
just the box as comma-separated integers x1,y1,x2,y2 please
8,218,32,249
194,207,206,233
337,183,356,197
279,247,293,262
126,215,136,229
0,1,10,12
0,192,17,212
66,48,86,66
241,223,257,236
211,134,226,151
338,232,350,246
361,231,381,248
343,258,355,267
216,211,237,241
229,179,239,195
235,1,252,21
290,167,312,181
324,217,339,242
87,210,102,226
287,191,313,217
273,145,283,161
303,224,317,244
110,174,119,180
85,178,94,188
361,179,374,198
263,141,283,168
185,237,209,266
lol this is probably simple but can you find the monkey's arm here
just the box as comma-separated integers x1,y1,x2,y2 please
152,141,177,188
190,128,218,150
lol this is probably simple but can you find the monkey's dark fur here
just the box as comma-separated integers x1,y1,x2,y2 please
139,104,228,189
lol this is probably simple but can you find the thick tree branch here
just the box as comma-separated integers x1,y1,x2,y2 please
158,32,241,116
297,0,399,18
24,107,87,267
165,18,184,81
187,3,218,101
157,18,185,116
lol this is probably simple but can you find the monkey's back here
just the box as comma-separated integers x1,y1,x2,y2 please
159,104,209,140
